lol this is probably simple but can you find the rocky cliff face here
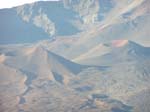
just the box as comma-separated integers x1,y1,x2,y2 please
63,0,100,24
0,0,149,45
16,0,101,37
16,2,56,37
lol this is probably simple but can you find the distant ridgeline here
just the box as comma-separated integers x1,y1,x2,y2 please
0,0,149,44
0,0,108,44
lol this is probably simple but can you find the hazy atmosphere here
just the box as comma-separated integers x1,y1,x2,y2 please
0,0,150,112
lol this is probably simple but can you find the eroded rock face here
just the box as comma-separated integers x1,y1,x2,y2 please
33,10,55,36
15,0,100,38
16,4,34,22
16,4,56,37
63,0,100,24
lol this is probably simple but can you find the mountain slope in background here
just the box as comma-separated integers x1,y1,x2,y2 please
76,40,150,65
0,0,150,112
0,0,149,44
